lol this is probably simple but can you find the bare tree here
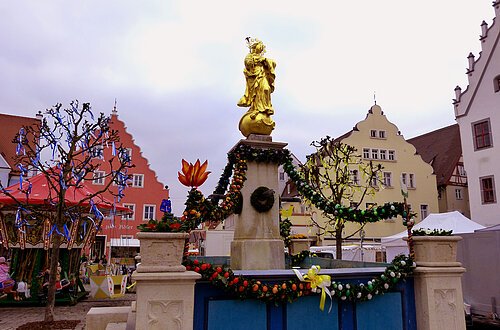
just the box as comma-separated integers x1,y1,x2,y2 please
0,101,133,321
300,137,383,259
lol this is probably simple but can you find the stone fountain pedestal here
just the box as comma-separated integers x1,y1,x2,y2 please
230,134,286,270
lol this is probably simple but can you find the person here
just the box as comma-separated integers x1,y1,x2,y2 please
237,38,277,136
0,257,10,283
0,257,17,299
100,255,107,266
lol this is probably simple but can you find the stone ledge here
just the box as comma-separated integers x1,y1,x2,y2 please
86,306,131,330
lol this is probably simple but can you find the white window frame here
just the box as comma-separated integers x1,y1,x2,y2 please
132,174,144,188
122,203,135,220
93,171,105,185
383,172,392,187
401,173,407,186
420,204,428,220
388,150,395,161
378,130,386,139
455,188,463,200
363,148,370,159
91,145,104,159
409,173,416,188
379,149,387,160
370,130,377,138
143,204,156,221
371,149,379,159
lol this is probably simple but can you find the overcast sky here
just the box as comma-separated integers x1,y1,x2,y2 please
0,1,496,213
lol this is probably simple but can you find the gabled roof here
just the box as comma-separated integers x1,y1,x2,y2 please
454,3,500,117
0,113,41,171
407,124,462,186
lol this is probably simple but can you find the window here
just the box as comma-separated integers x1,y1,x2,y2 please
379,149,387,160
121,235,133,240
363,148,370,159
420,205,429,220
371,175,378,187
370,130,377,138
494,75,500,93
409,173,415,188
388,150,395,161
132,174,144,188
122,204,135,220
120,148,132,162
143,205,156,220
455,188,463,200
378,130,386,139
350,169,359,185
401,173,407,185
279,172,285,181
473,119,493,150
91,145,104,159
371,149,378,159
457,164,466,177
383,172,392,187
480,176,496,204
93,171,105,185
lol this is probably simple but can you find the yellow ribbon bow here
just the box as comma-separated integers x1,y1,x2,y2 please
293,265,332,312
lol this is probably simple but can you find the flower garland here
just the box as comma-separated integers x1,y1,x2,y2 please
183,254,414,304
180,144,412,234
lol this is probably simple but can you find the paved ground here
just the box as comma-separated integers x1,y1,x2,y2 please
0,292,499,329
0,293,135,330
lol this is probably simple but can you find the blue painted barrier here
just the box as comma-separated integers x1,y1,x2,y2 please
193,267,416,330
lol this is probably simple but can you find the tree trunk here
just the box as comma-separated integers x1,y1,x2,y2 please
335,226,343,260
44,228,62,322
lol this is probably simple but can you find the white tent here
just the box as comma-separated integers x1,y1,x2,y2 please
381,211,485,261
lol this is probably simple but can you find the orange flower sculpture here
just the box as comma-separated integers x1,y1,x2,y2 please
178,159,211,188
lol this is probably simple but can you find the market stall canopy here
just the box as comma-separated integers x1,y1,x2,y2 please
0,170,130,215
381,211,485,261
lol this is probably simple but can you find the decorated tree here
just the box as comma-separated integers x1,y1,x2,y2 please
0,101,133,321
297,137,386,259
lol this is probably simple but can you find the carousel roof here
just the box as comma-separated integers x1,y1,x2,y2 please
0,170,130,214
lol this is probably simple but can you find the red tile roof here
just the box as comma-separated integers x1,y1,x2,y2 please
407,124,462,186
0,113,41,171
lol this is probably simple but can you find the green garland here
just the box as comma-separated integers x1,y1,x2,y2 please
180,144,412,233
183,254,414,304
280,218,292,248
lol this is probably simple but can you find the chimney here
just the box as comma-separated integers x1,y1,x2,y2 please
35,111,43,120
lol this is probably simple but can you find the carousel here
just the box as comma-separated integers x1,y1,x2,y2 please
0,171,130,305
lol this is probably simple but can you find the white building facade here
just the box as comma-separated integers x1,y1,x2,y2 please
454,1,500,226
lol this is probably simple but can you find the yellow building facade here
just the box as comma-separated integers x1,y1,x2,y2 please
318,104,439,241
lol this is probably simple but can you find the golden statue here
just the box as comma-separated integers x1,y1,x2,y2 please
237,38,276,137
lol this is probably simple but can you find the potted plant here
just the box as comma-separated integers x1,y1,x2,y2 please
136,159,211,273
404,228,462,267
289,233,314,255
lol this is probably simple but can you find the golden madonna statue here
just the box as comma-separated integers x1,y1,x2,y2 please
237,38,276,137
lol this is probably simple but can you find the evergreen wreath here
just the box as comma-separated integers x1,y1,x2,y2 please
250,186,275,212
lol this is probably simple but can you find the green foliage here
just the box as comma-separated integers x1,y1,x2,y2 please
412,228,453,236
